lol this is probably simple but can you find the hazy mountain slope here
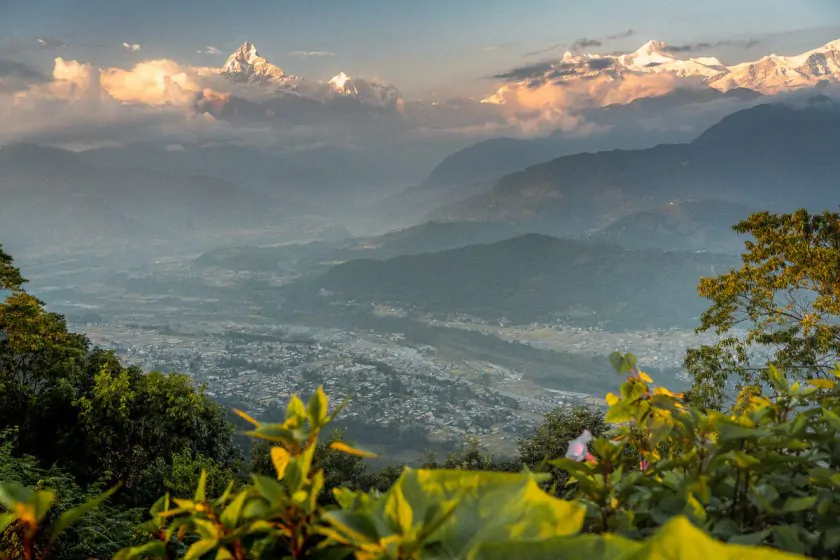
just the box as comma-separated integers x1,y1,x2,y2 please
194,220,529,273
305,234,737,329
590,200,755,253
432,101,840,233
420,87,761,191
0,144,294,251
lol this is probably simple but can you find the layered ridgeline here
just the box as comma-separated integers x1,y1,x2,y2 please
589,199,756,253
195,220,530,274
296,234,738,329
421,87,762,191
431,101,840,235
0,144,347,254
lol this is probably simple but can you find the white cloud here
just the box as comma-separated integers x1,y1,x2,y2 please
487,72,685,135
290,50,336,57
122,42,142,52
197,46,222,55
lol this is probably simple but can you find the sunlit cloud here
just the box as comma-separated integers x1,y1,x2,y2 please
122,42,142,52
100,59,204,106
197,46,223,55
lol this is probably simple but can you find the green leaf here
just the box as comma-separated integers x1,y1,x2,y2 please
637,516,803,559
782,496,817,513
0,513,15,533
252,474,286,504
772,525,807,554
469,533,641,560
329,441,378,458
609,352,637,375
822,409,840,432
194,469,208,502
369,469,584,557
384,485,413,535
113,541,168,560
308,385,328,427
51,483,120,542
286,394,307,420
150,493,171,516
219,491,248,529
728,530,772,546
766,364,789,392
185,538,219,560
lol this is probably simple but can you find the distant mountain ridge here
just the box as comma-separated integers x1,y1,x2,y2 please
431,101,840,233
217,41,404,109
304,234,737,329
483,38,840,104
421,87,763,189
590,199,756,253
0,144,334,254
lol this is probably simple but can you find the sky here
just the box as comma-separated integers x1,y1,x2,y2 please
1,0,839,97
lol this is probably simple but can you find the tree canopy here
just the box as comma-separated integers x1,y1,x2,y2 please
685,209,840,409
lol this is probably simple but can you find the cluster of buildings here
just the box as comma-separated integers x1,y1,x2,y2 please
77,322,595,450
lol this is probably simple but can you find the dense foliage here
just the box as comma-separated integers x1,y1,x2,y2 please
0,245,241,556
686,209,840,409
109,385,804,559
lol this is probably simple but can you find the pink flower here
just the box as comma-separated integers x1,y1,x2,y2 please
639,459,650,471
566,430,594,462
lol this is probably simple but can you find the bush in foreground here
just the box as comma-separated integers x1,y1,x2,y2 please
8,352,836,559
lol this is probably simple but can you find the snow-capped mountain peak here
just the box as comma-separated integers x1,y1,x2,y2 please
636,40,670,56
482,37,840,104
329,72,355,93
221,41,300,87
329,71,404,110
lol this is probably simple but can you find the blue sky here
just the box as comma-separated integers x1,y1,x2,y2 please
1,0,839,96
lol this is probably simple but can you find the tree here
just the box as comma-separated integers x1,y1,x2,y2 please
685,209,840,409
0,245,25,293
0,245,241,508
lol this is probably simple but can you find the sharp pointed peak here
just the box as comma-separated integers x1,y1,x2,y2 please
635,40,670,54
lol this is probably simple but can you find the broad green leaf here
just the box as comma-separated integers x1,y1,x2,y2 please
634,516,804,559
0,513,15,533
609,352,638,375
469,533,641,560
251,474,286,504
782,496,817,513
51,484,120,542
729,530,772,546
370,469,583,557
